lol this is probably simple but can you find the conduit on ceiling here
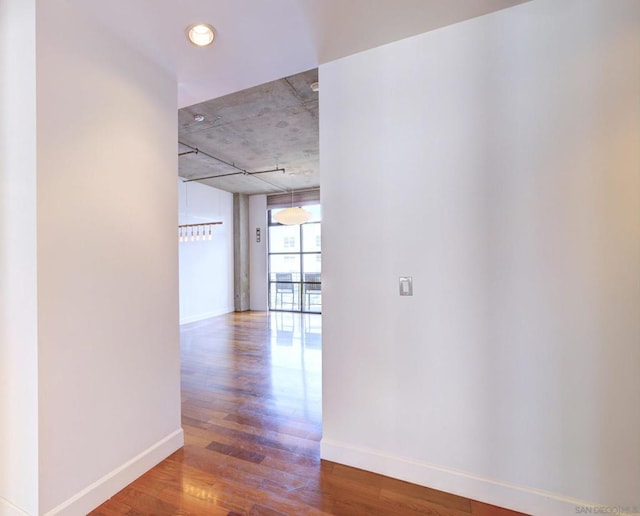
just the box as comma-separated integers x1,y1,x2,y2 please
178,141,288,192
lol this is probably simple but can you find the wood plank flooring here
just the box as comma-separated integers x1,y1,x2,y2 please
91,311,526,516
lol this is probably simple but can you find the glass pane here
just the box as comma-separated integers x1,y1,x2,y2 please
302,254,321,276
269,255,300,282
268,225,300,253
302,223,321,253
304,204,322,223
270,281,301,311
302,272,321,313
302,285,321,313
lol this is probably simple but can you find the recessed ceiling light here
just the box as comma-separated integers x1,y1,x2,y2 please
186,23,216,47
194,114,205,122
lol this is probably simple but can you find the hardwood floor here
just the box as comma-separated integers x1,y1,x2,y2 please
91,311,525,516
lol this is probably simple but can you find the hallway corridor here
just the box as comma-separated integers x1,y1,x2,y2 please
92,311,522,515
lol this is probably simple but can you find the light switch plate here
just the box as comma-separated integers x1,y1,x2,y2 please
399,276,413,296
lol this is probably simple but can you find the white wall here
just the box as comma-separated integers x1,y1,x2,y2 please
178,180,234,324
35,2,182,514
0,0,39,514
320,1,640,514
249,194,268,311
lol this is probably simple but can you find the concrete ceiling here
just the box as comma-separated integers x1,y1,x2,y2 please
69,0,531,194
179,69,319,195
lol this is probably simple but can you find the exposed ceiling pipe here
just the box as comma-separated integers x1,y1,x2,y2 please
244,170,289,193
178,141,288,192
182,167,285,183
179,141,247,173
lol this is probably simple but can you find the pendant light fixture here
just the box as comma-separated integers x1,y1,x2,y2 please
274,177,311,225
179,182,222,242
273,206,311,225
178,222,222,243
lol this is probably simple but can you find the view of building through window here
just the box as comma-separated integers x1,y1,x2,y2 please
268,204,321,313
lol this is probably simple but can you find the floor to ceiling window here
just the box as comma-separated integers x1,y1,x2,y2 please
268,204,321,313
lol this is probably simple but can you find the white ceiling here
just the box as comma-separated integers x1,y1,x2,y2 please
70,0,530,108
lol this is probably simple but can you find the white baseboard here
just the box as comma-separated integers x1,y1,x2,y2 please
180,307,234,325
44,428,184,516
321,439,598,516
0,498,31,516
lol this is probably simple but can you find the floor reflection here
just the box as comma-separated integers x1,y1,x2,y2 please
268,311,322,424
